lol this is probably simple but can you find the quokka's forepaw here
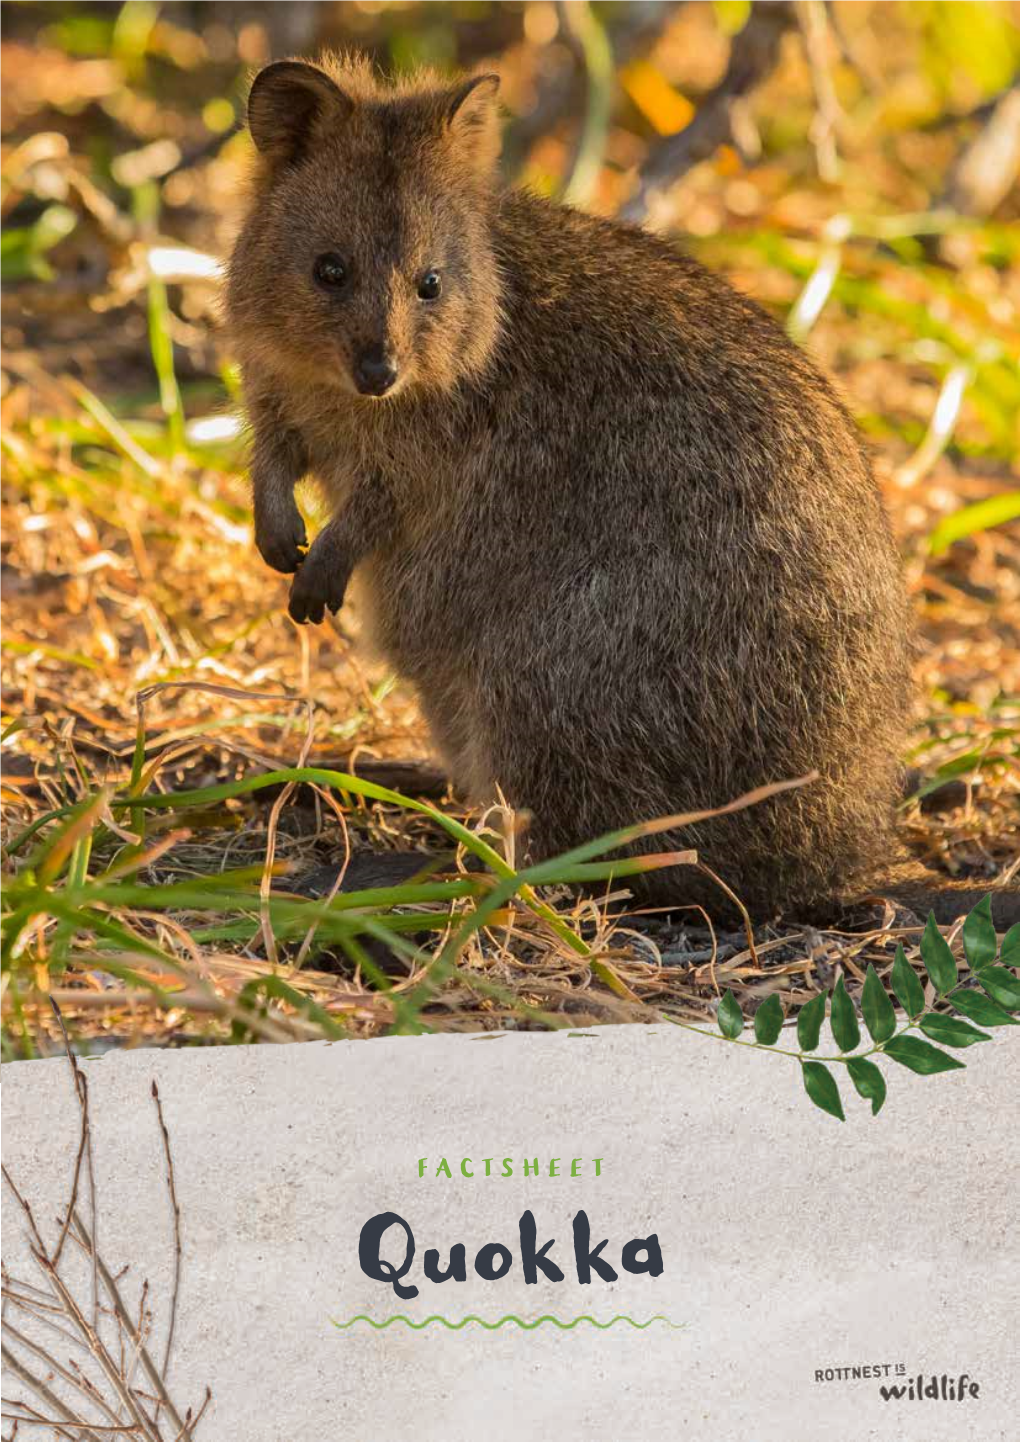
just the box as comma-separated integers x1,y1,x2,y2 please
256,511,308,575
287,555,348,625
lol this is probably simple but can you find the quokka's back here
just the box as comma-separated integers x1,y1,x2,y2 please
225,55,933,922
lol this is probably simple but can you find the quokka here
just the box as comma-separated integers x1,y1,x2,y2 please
226,54,1016,925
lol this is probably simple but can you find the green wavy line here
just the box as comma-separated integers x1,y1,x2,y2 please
333,1314,684,1331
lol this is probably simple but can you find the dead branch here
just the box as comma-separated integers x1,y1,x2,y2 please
2,1013,209,1439
796,0,843,181
623,1,796,221
1,1343,102,1441
943,85,1020,218
28,1254,162,1442
70,1216,191,1442
2,1321,126,1431
48,1002,91,1273
149,1084,180,1387
504,0,686,172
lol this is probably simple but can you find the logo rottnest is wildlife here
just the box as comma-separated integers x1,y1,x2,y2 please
814,1364,984,1404
878,1374,982,1403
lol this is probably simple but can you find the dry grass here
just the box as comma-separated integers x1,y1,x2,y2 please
1,1,1018,1057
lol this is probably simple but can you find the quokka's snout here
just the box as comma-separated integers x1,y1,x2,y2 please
353,345,399,397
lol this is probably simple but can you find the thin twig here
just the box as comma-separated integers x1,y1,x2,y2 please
292,784,350,968
0,1343,103,1442
2,1165,49,1256
695,860,759,968
1,1413,139,1433
48,999,100,1331
48,1001,88,1268
71,1215,192,1442
2,1397,83,1440
796,0,842,182
169,1390,211,1442
150,1083,181,1386
30,1252,162,1442
559,0,615,208
2,1322,127,1430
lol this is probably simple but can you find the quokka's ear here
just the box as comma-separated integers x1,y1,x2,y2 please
442,73,501,173
248,61,353,164
445,73,500,129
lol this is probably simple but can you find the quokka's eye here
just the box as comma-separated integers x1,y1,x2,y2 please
417,270,442,301
313,252,348,290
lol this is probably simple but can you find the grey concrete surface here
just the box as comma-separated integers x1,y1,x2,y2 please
2,1025,1016,1440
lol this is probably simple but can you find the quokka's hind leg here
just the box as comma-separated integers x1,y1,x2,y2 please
416,679,495,801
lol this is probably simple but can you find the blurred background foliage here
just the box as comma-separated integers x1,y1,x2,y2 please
1,2,1018,1053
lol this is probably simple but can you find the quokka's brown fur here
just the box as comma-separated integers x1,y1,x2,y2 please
226,54,1016,925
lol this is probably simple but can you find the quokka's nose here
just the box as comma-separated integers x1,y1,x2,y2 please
354,348,398,397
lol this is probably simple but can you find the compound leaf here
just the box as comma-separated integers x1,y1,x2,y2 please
920,915,957,995
961,896,996,974
890,944,925,1020
802,1061,844,1121
861,964,896,1043
978,966,1020,1011
846,1057,887,1116
717,989,743,1040
830,974,860,1053
797,990,827,1051
919,1014,990,1048
951,989,1018,1028
883,1034,965,1075
753,993,784,1046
